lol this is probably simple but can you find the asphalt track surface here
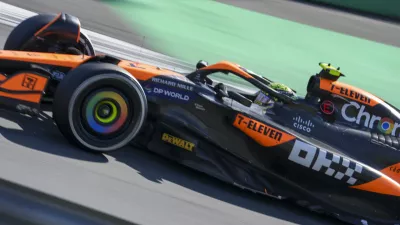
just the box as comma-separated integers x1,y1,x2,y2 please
6,0,400,48
1,0,396,224
217,0,400,48
1,0,146,49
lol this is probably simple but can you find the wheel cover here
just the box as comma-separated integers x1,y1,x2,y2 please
84,90,129,135
94,100,118,124
68,73,147,152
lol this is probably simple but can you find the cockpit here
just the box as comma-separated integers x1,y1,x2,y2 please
185,60,358,121
186,60,300,110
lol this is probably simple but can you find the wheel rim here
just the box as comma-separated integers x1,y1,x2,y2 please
83,89,130,135
67,73,147,152
94,100,118,124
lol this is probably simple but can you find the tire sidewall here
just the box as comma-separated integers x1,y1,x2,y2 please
69,74,146,151
4,13,95,56
4,14,55,50
53,63,147,152
79,31,96,56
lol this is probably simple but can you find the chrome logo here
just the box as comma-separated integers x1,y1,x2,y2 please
342,101,400,136
85,91,128,134
378,117,394,134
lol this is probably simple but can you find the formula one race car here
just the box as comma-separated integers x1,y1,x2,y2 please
1,13,400,225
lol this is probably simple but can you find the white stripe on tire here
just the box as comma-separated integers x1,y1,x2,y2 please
68,73,147,152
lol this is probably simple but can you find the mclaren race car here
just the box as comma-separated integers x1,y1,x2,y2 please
1,13,400,225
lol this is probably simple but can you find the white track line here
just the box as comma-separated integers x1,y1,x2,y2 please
0,1,193,73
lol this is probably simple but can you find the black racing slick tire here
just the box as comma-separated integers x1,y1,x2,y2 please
4,13,95,56
53,63,147,152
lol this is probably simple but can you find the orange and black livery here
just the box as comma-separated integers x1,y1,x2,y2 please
1,13,400,225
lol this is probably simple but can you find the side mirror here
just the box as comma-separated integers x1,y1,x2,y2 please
214,83,229,99
196,60,208,70
228,91,252,107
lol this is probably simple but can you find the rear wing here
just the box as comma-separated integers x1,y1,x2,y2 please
317,62,345,81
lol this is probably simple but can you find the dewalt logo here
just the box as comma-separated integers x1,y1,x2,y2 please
162,133,195,152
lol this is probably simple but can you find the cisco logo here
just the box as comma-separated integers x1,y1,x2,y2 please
293,116,314,133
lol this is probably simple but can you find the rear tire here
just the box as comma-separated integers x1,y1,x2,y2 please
53,63,147,152
4,13,95,56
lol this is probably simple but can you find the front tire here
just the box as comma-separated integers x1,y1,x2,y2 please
53,63,147,152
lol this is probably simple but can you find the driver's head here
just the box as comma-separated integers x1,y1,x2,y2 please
254,82,297,108
268,83,297,100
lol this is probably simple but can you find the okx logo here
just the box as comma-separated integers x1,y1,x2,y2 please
288,139,363,185
341,101,400,136
293,116,314,133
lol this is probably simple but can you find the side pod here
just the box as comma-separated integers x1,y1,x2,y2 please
0,71,49,115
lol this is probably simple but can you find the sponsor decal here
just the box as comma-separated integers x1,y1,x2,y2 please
233,114,295,147
146,86,190,101
194,73,201,82
330,84,371,104
320,100,334,115
378,118,394,134
389,165,400,174
288,139,363,185
129,62,138,67
22,74,38,90
350,162,400,196
27,52,40,57
384,163,400,183
161,133,195,151
341,101,400,136
195,103,205,111
144,85,152,94
293,116,314,133
129,62,145,69
152,77,193,91
16,104,39,115
51,71,65,81
152,77,175,87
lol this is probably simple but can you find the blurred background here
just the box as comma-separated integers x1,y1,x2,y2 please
5,0,400,106
105,0,400,107
0,1,399,225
